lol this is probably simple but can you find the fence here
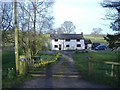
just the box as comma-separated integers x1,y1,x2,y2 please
87,56,120,87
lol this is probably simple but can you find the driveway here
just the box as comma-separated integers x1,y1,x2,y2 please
18,53,112,88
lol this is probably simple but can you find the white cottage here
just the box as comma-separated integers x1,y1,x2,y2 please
50,34,87,50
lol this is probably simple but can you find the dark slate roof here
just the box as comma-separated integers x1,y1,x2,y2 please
50,34,84,39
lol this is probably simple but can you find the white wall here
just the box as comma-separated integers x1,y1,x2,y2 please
58,39,64,50
69,40,76,50
51,39,59,50
51,39,85,50
87,44,92,50
80,39,85,49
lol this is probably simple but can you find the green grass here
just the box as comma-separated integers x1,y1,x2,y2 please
73,51,120,87
2,50,31,88
2,50,15,79
89,51,119,62
40,54,54,61
84,35,107,44
32,54,54,62
2,50,15,69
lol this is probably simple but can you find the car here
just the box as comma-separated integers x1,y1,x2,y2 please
92,42,101,49
95,45,107,50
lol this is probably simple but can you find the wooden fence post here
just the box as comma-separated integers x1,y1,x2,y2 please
110,64,114,77
19,55,27,75
88,56,93,76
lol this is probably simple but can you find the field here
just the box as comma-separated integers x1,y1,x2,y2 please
73,51,120,87
84,35,107,44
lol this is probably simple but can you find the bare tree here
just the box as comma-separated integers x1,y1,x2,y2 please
17,0,54,57
101,1,120,33
61,21,76,34
91,28,103,35
101,1,120,49
1,2,13,31
0,2,14,47
1,0,54,58
56,27,64,34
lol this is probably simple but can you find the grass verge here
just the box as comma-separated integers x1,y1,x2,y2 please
73,51,120,87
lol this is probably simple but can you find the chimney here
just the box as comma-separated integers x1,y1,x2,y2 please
81,32,83,35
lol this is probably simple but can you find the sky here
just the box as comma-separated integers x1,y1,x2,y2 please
1,0,119,34
53,0,118,34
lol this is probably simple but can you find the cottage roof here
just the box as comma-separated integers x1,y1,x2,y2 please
50,34,84,39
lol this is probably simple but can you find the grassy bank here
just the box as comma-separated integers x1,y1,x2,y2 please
73,51,120,87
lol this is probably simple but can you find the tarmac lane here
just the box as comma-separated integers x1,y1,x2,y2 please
18,54,112,88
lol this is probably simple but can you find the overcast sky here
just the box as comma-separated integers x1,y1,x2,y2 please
53,0,118,34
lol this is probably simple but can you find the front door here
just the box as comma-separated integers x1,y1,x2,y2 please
59,44,61,50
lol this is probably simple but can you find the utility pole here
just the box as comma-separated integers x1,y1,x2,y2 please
14,0,19,74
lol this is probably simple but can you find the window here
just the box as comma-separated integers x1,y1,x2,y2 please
54,45,58,48
66,39,70,41
77,44,81,47
66,45,70,47
54,39,58,42
77,39,80,42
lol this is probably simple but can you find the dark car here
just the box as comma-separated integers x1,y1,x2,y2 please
95,45,107,50
92,42,101,49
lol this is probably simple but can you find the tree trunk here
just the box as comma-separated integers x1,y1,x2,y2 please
33,0,37,36
14,0,19,74
27,15,32,64
33,0,37,55
21,7,25,54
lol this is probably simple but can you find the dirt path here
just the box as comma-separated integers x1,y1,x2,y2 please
18,54,111,88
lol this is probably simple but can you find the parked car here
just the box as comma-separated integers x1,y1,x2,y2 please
92,42,101,49
95,45,107,50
